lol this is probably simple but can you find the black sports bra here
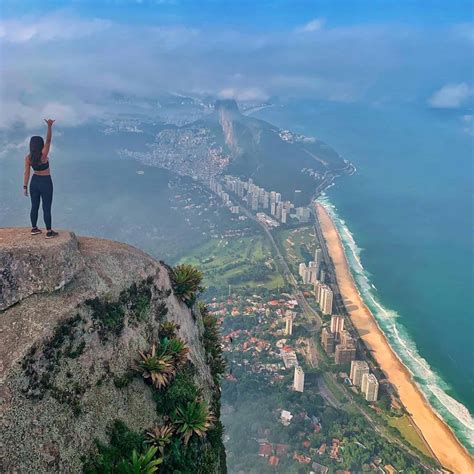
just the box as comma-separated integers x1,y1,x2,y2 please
30,156,49,171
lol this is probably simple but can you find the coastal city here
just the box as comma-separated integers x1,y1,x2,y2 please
210,175,312,226
182,174,439,473
2,3,472,473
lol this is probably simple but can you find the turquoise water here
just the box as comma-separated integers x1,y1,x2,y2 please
254,101,474,451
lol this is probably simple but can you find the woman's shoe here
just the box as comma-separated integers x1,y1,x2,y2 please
45,230,59,239
31,227,42,235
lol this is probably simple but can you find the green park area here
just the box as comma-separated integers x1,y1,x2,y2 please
275,225,317,274
179,234,285,292
386,414,434,459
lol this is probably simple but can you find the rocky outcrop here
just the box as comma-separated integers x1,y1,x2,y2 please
0,228,223,473
0,229,85,311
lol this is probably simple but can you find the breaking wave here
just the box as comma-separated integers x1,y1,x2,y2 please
318,195,474,452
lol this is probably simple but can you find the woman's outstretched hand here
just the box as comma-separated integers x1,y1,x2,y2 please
44,119,55,127
23,187,28,197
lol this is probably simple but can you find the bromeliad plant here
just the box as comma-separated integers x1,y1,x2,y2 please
170,264,204,307
172,401,215,445
161,337,190,365
119,446,162,474
137,344,176,390
159,321,180,339
145,424,175,456
137,337,189,390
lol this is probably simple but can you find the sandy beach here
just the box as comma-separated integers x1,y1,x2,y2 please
315,203,474,474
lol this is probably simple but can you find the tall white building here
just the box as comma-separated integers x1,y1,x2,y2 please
330,315,345,336
298,263,311,284
314,246,322,270
313,246,322,281
350,360,370,387
299,263,307,279
296,207,310,222
285,311,294,336
361,373,379,401
307,261,318,284
318,284,333,315
270,202,276,216
293,366,305,392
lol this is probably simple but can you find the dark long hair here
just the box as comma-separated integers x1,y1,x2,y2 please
29,136,44,166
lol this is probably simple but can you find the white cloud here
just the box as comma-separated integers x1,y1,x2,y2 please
0,100,102,129
0,13,111,43
428,83,472,109
296,18,325,33
218,87,268,101
1,10,473,129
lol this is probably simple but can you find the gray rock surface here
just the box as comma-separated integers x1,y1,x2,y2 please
0,229,85,311
0,228,215,473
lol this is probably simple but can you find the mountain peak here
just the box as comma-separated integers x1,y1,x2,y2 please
214,99,241,114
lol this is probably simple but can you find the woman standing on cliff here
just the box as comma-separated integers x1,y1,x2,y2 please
23,119,58,238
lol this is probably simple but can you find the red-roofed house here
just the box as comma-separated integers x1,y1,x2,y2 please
258,443,273,458
268,456,280,466
293,453,311,464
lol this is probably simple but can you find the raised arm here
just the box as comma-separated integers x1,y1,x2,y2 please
23,156,30,196
42,119,55,157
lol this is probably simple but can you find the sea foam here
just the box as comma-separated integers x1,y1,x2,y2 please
318,195,474,452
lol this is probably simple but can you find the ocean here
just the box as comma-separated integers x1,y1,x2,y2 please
253,100,474,452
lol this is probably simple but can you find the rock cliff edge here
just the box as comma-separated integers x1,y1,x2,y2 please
0,228,225,473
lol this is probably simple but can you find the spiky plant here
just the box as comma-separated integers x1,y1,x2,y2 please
170,264,204,306
119,446,162,474
137,344,175,390
200,303,227,382
172,401,215,445
145,424,174,455
159,321,180,339
162,337,189,365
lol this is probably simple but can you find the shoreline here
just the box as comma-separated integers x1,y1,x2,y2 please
315,202,474,474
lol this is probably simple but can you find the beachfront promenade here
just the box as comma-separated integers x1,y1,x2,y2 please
315,202,474,474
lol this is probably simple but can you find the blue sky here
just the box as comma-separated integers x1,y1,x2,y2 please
0,0,473,128
2,0,473,27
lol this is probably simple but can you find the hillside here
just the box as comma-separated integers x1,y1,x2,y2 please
131,100,353,202
0,229,226,473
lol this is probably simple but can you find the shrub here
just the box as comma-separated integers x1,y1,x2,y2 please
85,297,125,338
83,420,145,473
154,367,200,416
119,446,162,474
200,303,227,383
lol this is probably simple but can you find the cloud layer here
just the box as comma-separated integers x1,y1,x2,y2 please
1,11,473,129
